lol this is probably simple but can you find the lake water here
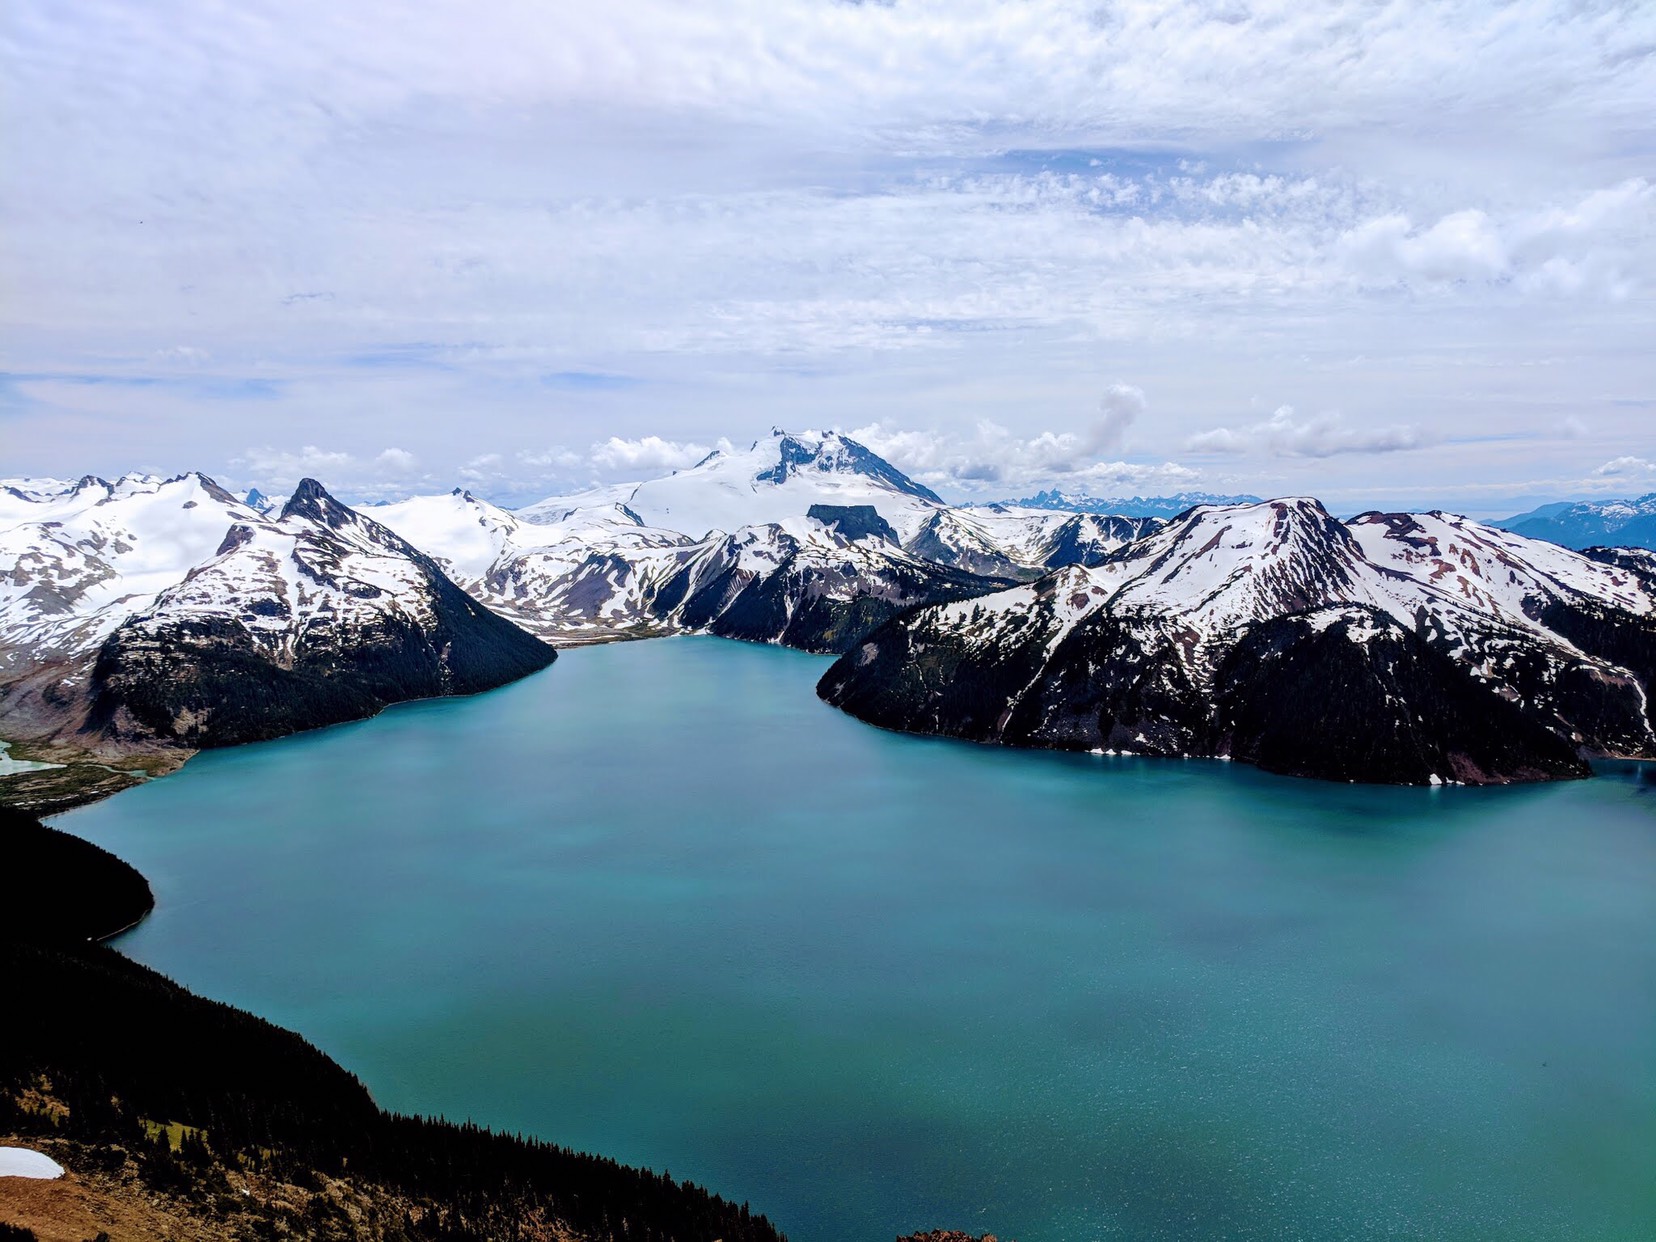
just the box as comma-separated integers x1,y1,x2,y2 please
55,637,1656,1241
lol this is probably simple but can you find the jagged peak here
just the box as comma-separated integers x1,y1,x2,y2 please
749,428,943,504
280,477,352,527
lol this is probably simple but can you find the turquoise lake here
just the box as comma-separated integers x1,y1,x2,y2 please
55,636,1656,1241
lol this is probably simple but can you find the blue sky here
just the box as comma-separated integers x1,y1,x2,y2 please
3,1,1653,515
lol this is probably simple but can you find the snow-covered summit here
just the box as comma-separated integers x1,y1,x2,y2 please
819,495,1656,783
0,472,270,658
0,475,554,774
517,429,945,540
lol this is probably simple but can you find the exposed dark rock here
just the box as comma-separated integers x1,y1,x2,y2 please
1037,513,1162,569
821,602,1592,784
82,481,556,751
655,527,1007,655
807,503,899,544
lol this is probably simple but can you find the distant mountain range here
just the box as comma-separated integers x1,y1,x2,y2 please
4,432,1655,794
999,488,1264,518
1496,494,1656,550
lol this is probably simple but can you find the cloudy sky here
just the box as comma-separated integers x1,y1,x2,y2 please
4,1,1653,515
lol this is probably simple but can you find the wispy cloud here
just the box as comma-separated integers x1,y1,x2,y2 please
850,407,1197,496
1185,406,1430,459
4,1,1653,512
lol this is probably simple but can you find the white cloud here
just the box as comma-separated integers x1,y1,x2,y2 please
231,444,437,500
1184,405,1428,459
849,417,1196,496
1593,455,1655,478
1339,181,1654,293
517,447,584,471
1341,209,1507,283
4,1,1653,512
1184,427,1250,455
588,435,727,474
236,445,355,480
1090,384,1145,455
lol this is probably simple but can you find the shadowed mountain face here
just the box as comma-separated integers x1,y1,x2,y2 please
0,475,554,788
1212,609,1588,784
820,498,1656,785
82,481,557,750
653,520,1008,655
372,487,1018,654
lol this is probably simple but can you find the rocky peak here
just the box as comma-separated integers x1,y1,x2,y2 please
280,478,354,529
754,430,943,504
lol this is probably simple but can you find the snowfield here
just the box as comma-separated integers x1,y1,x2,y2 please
0,1146,65,1179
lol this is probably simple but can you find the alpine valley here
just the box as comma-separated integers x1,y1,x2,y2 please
3,429,1655,803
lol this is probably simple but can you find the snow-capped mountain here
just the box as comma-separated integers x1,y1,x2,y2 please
375,489,1006,652
1497,493,1656,551
375,489,703,643
0,474,553,799
819,497,1656,785
1001,489,1264,518
371,434,1135,648
652,511,1001,654
905,506,1162,578
16,434,1656,797
1033,513,1166,569
1,472,270,663
519,429,945,540
492,432,1168,604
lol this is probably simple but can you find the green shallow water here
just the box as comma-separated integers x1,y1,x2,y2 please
55,636,1656,1241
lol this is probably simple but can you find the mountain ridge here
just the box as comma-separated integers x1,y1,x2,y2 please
9,435,1656,795
0,474,554,807
997,488,1265,517
1497,492,1656,550
819,496,1656,785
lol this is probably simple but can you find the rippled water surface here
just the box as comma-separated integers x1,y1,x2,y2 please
58,637,1656,1240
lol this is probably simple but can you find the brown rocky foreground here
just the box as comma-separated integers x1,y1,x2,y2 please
0,1127,581,1242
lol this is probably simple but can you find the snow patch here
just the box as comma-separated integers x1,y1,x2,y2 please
0,1147,65,1179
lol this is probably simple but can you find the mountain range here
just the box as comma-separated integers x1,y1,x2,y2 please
1001,488,1264,517
4,430,1654,797
1496,494,1656,550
